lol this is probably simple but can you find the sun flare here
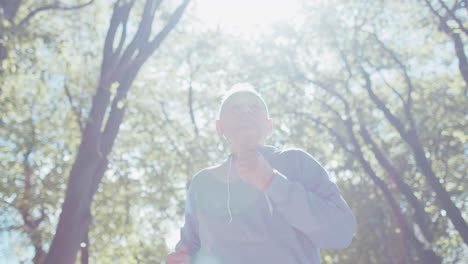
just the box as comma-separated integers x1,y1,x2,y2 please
195,0,301,34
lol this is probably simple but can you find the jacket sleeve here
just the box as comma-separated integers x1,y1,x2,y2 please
264,149,356,249
175,182,200,256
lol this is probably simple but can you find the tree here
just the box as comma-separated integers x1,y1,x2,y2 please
1,0,466,262
44,0,190,263
228,0,466,261
0,0,95,72
422,0,468,92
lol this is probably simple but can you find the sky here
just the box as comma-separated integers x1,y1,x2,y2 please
194,0,301,34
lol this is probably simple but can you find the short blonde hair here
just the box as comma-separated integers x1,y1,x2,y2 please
217,83,269,119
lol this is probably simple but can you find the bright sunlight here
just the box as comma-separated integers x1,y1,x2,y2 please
195,0,301,34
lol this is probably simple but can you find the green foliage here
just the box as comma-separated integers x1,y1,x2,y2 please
1,0,466,263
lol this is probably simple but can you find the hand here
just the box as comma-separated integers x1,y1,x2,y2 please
165,245,190,264
235,150,274,191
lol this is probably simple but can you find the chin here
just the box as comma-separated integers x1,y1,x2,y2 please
236,138,262,149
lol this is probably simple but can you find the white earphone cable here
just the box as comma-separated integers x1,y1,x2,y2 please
227,154,233,224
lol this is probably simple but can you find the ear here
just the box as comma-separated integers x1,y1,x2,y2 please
215,120,223,137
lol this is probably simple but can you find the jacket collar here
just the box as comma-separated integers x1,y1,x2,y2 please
228,144,278,160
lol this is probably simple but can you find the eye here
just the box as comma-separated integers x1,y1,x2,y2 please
249,104,261,112
231,105,242,112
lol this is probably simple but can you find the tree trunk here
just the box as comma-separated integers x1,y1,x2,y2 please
358,119,434,243
343,119,442,264
299,111,442,263
44,1,190,263
361,69,468,244
80,228,89,264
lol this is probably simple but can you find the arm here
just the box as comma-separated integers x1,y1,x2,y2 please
175,183,200,256
264,149,356,249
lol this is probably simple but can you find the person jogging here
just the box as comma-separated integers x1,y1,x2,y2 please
165,83,356,264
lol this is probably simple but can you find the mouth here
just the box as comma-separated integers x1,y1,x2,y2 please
237,122,256,129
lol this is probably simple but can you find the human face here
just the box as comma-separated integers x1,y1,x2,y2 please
216,92,272,153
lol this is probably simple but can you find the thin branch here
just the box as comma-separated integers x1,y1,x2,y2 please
300,74,352,114
186,51,200,136
19,116,41,230
360,67,408,138
104,0,190,90
117,0,163,71
437,0,468,36
293,111,353,154
423,0,468,93
158,101,186,158
370,33,416,129
64,82,84,133
424,0,446,24
114,6,130,60
102,0,134,73
17,0,94,28
188,77,199,136
316,97,346,121
376,69,406,104
147,0,190,52
32,208,47,229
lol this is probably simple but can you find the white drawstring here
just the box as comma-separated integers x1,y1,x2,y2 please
264,192,273,216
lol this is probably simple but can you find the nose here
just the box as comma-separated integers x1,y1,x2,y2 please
238,105,252,115
235,106,255,120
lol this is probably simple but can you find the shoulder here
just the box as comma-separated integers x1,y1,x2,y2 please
277,147,331,190
189,167,211,187
278,147,327,176
279,147,305,155
188,161,226,189
287,147,322,162
277,147,318,163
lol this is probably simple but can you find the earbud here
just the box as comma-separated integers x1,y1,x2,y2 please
219,127,230,143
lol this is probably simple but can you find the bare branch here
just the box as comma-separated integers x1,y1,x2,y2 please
376,69,406,105
188,79,199,136
158,101,186,158
423,0,468,94
360,67,408,137
17,0,94,28
32,208,47,229
64,82,84,133
370,33,416,128
117,0,163,71
185,51,200,136
147,0,190,53
437,0,468,36
102,0,191,160
293,111,353,154
102,0,135,77
317,97,346,121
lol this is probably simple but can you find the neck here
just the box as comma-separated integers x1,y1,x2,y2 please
230,143,264,156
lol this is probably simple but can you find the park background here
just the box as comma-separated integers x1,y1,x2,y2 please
0,0,467,263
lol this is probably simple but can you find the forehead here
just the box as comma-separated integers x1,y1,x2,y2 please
223,92,263,108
